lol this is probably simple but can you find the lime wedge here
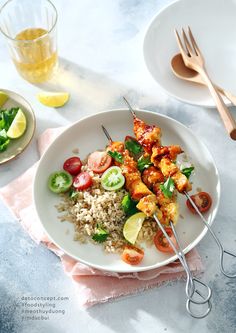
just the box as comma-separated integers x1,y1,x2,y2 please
0,91,9,107
123,212,146,244
37,92,70,108
6,108,27,139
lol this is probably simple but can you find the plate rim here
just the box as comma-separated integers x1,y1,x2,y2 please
0,88,36,165
142,0,232,108
33,108,221,273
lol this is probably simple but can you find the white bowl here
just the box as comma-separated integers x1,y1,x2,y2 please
143,0,236,107
33,109,220,272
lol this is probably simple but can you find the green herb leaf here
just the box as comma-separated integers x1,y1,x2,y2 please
181,166,194,179
124,136,143,156
92,224,109,243
0,129,10,152
137,155,153,172
107,150,124,163
68,188,78,198
0,107,19,131
160,177,175,198
121,193,139,216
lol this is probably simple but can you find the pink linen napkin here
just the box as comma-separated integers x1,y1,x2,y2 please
0,127,204,307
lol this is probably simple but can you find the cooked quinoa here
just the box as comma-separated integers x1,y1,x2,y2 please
56,166,157,253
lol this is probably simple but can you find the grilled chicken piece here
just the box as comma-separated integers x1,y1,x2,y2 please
158,157,192,193
160,202,179,225
151,145,183,164
153,183,177,205
122,150,153,200
172,172,192,193
133,116,162,154
142,166,165,189
158,157,179,177
108,141,124,153
108,144,153,201
136,194,159,217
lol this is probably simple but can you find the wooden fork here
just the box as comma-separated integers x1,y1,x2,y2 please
175,27,236,140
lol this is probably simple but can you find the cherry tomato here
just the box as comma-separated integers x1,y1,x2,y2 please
87,151,112,174
186,192,212,214
121,245,144,265
63,157,82,175
154,227,177,253
73,172,92,190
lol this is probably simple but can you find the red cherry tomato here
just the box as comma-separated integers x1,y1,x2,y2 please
154,227,177,253
186,192,212,214
73,172,92,190
63,157,82,175
121,245,144,265
87,151,112,174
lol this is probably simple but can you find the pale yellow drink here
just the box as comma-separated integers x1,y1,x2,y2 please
13,28,57,83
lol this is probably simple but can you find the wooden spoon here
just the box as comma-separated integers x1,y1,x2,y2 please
171,53,236,106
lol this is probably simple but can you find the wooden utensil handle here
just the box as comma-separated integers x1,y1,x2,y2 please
200,69,236,140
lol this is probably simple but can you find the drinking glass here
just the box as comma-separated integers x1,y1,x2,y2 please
0,0,58,83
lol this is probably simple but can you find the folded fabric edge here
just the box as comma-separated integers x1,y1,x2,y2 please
74,271,189,308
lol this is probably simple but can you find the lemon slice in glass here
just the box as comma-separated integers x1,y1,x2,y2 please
0,91,9,107
6,108,27,139
37,92,70,108
123,212,146,244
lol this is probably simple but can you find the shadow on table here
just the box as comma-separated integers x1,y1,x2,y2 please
86,282,209,333
32,57,145,123
32,56,203,130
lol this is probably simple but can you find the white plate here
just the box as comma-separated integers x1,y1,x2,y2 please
0,89,36,165
143,0,236,108
33,109,220,273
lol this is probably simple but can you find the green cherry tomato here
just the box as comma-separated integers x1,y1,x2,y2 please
101,166,125,191
48,170,73,193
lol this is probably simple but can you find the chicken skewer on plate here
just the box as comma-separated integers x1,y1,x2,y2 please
105,129,178,225
124,97,236,279
102,125,212,318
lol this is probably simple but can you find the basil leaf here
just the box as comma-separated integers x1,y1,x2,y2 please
181,166,194,179
124,136,143,156
107,150,124,163
137,155,153,172
160,177,175,198
121,194,139,216
92,224,109,243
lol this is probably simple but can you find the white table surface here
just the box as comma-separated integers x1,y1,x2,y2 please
1,0,236,332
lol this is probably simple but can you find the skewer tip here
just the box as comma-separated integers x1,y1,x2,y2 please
101,125,113,143
122,96,137,118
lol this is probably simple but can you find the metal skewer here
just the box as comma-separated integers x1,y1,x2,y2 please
123,97,136,118
184,192,236,278
154,215,212,319
101,124,212,318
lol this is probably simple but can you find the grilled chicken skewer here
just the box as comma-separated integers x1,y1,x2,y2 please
102,124,212,317
124,97,236,279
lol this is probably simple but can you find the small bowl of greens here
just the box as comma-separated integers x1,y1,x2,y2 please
0,89,36,165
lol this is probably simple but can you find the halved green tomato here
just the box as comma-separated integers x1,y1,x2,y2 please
101,166,125,191
48,170,73,193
